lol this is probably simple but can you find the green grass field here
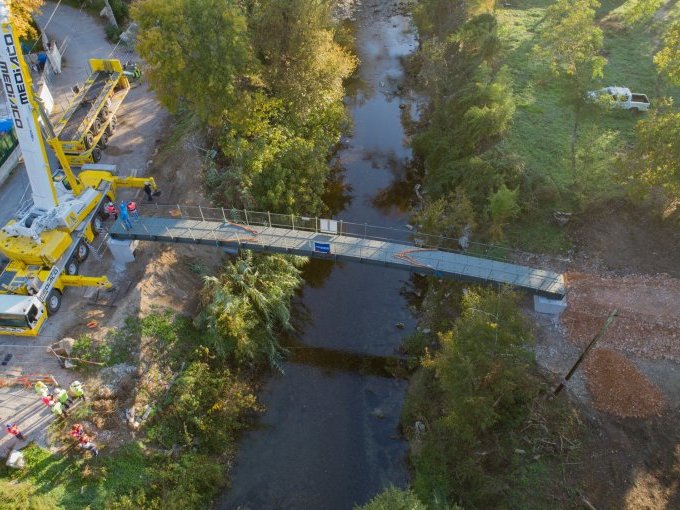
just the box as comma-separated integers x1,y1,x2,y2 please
497,0,680,252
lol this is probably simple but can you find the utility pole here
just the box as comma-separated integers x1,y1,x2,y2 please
553,308,618,396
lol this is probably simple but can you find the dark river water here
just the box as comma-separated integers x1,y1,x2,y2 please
218,2,419,508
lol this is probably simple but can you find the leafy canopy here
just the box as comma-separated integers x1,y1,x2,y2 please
132,0,253,125
9,0,43,40
406,288,539,507
655,21,680,86
197,252,305,368
535,0,606,86
629,105,680,198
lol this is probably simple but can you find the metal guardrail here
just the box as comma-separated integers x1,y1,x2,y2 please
133,203,562,273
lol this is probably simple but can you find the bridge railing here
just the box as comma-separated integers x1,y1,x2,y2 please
134,203,562,273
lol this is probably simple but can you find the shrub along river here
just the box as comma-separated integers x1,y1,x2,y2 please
218,1,419,507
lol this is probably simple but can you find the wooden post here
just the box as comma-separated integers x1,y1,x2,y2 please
554,309,618,396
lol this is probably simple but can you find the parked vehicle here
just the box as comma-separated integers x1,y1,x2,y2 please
586,86,650,112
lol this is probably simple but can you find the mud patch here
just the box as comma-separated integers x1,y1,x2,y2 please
584,348,666,418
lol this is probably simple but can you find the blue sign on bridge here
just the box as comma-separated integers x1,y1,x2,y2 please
313,242,331,254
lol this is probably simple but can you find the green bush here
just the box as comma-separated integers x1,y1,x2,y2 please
105,24,122,43
109,0,129,24
146,356,258,451
71,334,113,368
356,486,430,510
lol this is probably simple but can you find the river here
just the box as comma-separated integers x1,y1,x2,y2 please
218,2,418,508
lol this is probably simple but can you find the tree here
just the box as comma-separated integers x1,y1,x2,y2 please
196,0,356,215
132,0,253,125
487,183,520,240
249,0,357,126
628,105,680,198
655,21,680,85
413,187,476,239
9,0,43,40
408,288,538,506
535,0,606,88
196,252,305,367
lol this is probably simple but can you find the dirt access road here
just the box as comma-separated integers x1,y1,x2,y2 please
533,199,680,509
0,1,217,457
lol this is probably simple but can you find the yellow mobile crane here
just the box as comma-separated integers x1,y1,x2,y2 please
0,1,156,336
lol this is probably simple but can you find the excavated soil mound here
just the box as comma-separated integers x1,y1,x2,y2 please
584,348,666,418
562,273,680,361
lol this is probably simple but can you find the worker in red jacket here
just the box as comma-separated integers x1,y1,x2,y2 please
127,200,139,219
6,422,25,440
105,201,117,220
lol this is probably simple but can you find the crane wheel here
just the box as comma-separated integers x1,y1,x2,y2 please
92,214,104,234
107,115,117,134
99,106,109,120
98,132,109,149
84,132,94,149
93,118,102,134
91,146,102,163
75,241,89,262
66,259,79,276
47,289,62,314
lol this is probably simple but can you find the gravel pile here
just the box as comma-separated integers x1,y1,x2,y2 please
584,348,666,418
562,273,680,361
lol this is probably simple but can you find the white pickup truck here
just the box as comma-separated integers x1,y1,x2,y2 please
586,86,650,112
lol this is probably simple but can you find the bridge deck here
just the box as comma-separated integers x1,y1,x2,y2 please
109,217,566,299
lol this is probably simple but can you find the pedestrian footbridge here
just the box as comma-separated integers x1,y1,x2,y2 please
109,205,566,299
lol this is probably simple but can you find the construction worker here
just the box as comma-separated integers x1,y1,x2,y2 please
34,381,49,396
143,182,153,202
127,200,139,219
78,434,99,456
54,387,73,409
70,423,84,439
69,380,85,400
6,423,25,440
105,201,118,220
119,201,132,230
51,400,66,418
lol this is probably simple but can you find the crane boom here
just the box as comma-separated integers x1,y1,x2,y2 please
0,1,59,210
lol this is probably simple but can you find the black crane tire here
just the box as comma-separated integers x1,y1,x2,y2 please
84,132,94,149
47,289,62,314
66,259,79,276
91,147,102,163
75,241,89,262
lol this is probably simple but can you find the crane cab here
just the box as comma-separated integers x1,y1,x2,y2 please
0,294,48,336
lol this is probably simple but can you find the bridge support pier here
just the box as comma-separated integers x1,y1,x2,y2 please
107,238,138,266
533,295,567,316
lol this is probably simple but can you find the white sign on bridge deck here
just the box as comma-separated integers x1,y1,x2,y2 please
319,219,338,234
